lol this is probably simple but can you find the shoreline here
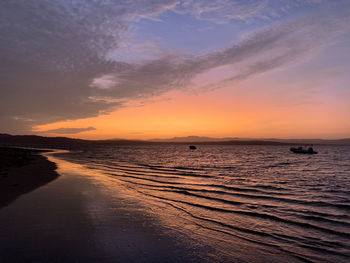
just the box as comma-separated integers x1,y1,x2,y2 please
0,147,59,209
0,148,205,263
1,146,348,262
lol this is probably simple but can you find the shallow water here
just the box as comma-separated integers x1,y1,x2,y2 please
51,144,350,263
0,152,203,263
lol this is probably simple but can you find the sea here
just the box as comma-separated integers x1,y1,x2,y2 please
49,144,350,263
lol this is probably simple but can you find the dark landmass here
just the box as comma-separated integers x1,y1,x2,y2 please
0,133,349,149
150,136,350,145
151,135,230,142
0,133,148,148
0,147,59,209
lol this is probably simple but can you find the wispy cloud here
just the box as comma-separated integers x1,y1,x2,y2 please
172,0,323,23
39,127,96,134
173,0,269,23
93,11,350,98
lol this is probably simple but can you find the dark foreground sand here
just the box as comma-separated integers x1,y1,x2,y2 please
0,147,59,209
0,150,206,263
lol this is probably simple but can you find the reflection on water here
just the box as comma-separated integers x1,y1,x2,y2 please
0,150,205,263
50,145,350,263
1,146,348,262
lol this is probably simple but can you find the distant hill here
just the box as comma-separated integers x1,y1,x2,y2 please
265,138,350,145
150,136,350,145
150,136,234,142
0,133,149,149
1,134,349,148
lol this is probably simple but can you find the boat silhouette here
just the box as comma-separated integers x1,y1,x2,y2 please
290,146,317,154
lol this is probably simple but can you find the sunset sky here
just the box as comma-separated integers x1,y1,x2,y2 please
1,0,349,139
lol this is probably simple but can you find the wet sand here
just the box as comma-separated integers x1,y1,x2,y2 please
0,147,59,209
0,151,204,263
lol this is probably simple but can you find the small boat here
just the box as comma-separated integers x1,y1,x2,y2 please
290,146,317,154
189,145,197,150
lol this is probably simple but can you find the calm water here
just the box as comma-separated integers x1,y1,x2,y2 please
53,145,350,263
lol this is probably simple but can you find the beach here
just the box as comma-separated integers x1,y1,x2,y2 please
0,147,59,209
0,149,205,263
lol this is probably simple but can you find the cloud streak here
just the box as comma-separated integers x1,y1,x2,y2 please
39,127,96,134
93,11,349,98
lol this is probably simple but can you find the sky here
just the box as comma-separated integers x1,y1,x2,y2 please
0,0,349,139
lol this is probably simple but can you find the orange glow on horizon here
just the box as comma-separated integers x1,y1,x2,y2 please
33,77,350,140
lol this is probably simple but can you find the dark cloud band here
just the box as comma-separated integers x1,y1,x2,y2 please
39,127,96,134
